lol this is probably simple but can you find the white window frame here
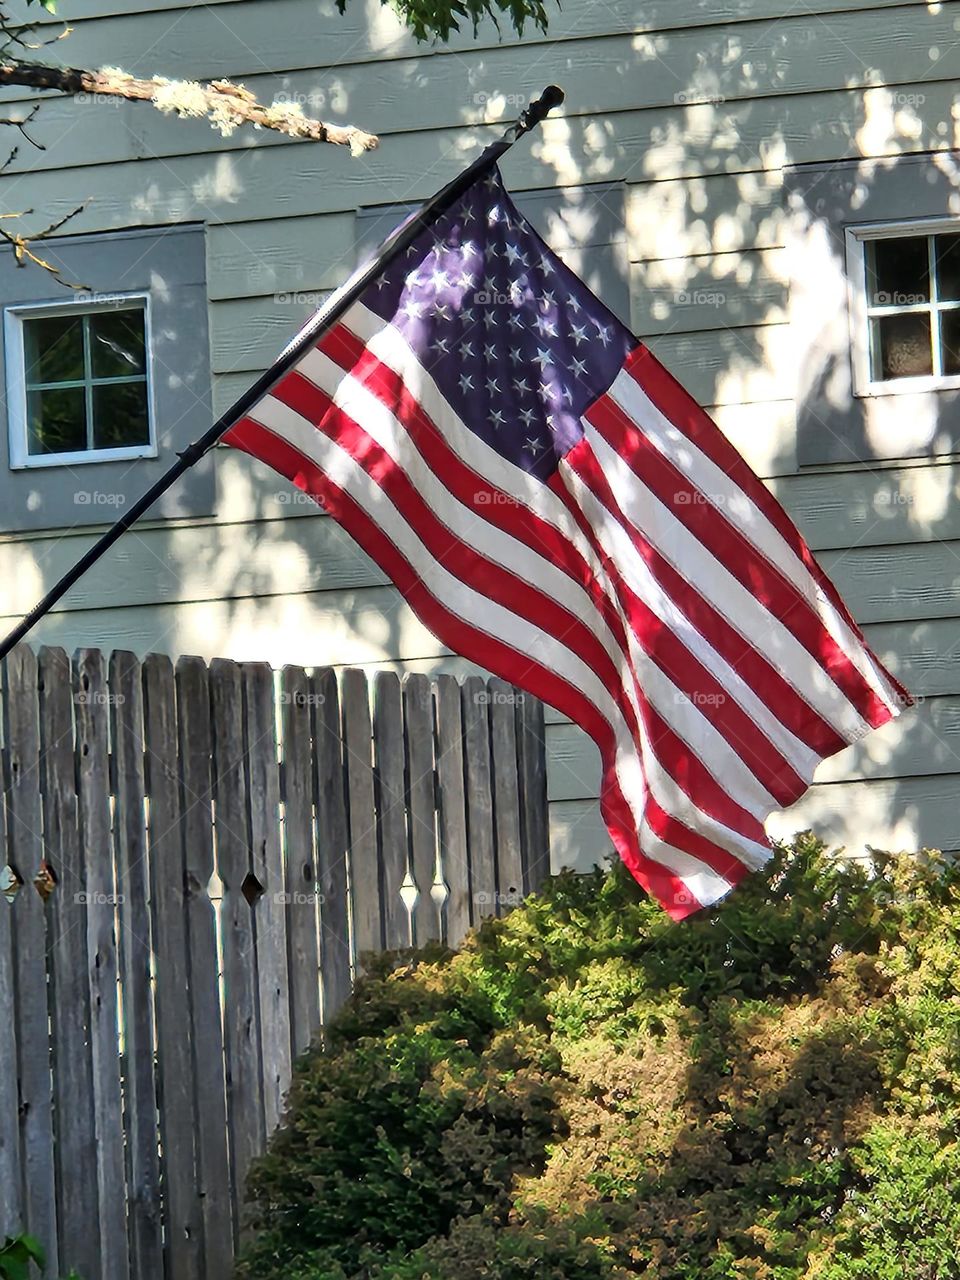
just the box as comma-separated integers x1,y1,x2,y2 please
846,215,960,398
4,291,157,469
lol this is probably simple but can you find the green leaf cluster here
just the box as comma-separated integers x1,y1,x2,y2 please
0,1235,80,1280
335,0,552,42
239,834,960,1279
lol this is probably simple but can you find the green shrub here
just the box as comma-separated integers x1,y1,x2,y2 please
239,834,960,1280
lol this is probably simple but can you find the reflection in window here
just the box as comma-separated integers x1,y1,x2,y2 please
20,303,150,458
864,232,960,383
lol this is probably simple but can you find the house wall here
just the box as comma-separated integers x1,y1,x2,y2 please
0,0,958,869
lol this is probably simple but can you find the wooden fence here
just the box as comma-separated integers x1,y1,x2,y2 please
0,644,549,1280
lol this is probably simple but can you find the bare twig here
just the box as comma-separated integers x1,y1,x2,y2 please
0,202,88,286
0,60,380,153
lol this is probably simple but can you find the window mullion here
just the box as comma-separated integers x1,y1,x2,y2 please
930,236,943,378
81,313,95,451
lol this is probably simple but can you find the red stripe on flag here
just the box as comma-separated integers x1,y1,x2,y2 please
223,412,711,919
585,392,889,729
623,345,912,717
549,446,848,762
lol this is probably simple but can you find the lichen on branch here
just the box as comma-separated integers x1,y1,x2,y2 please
0,60,379,154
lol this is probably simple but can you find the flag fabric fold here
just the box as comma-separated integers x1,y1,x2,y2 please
224,167,911,919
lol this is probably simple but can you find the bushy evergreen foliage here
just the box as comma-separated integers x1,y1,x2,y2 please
239,835,960,1279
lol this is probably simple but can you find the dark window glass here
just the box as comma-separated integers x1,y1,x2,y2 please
941,310,960,375
935,234,960,302
20,305,150,456
868,236,930,306
92,381,149,449
26,386,86,454
90,309,146,378
873,312,933,379
23,315,84,385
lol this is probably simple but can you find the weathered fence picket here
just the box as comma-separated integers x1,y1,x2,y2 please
0,646,549,1280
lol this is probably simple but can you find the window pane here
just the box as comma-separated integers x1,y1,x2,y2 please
935,234,960,302
26,386,86,455
940,310,960,375
92,380,149,449
23,314,85,385
867,236,930,307
872,312,933,379
90,308,146,378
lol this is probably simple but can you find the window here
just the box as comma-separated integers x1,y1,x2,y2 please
0,226,214,533
785,155,960,466
5,295,154,468
846,219,960,396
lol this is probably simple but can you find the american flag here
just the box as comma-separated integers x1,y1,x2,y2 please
224,167,911,919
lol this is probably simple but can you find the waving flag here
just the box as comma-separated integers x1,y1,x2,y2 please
224,167,911,919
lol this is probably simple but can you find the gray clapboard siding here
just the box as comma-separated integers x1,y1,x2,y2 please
772,460,960,551
12,0,932,72
5,6,952,170
631,248,788,336
6,80,959,240
11,0,928,72
647,324,791,406
207,213,356,301
544,696,960,803
626,170,786,260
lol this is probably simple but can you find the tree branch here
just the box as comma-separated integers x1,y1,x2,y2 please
0,60,379,154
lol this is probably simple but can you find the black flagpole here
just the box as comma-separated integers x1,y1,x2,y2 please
0,85,565,663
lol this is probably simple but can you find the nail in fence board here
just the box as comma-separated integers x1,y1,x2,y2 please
313,668,351,1021
461,676,496,923
434,675,470,948
74,649,130,1280
242,663,291,1136
39,647,100,1280
141,654,201,1280
209,658,265,1237
3,646,59,1275
280,665,322,1057
110,651,163,1280
373,672,411,951
402,675,439,944
176,655,234,1275
341,668,382,967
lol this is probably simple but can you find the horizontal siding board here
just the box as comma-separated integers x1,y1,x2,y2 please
773,462,960,551
625,171,786,260
545,695,960,801
645,325,791,406
5,81,960,238
631,248,787,336
207,214,356,301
